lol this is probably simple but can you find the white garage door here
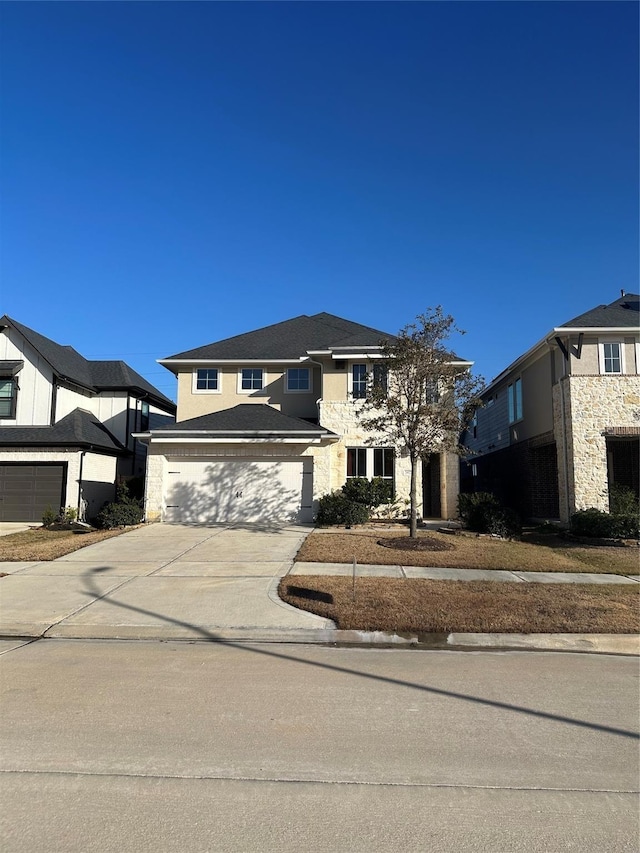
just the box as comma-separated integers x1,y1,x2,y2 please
164,457,313,523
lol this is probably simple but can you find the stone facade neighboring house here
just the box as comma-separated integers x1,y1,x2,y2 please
461,293,640,523
0,316,176,522
136,313,471,524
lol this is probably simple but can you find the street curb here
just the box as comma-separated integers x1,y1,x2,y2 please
0,626,637,655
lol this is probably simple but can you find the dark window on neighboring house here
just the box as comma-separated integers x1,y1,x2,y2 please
0,378,17,419
508,378,523,423
140,401,150,431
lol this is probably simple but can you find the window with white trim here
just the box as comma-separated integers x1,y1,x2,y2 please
599,341,623,375
508,377,523,423
286,367,311,392
346,447,395,493
194,368,219,391
0,378,18,419
240,368,264,390
351,364,367,399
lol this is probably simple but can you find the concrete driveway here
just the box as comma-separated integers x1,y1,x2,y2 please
0,523,335,641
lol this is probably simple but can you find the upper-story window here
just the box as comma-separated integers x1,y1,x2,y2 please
599,341,623,375
140,401,150,431
0,377,18,419
352,364,367,399
194,368,220,392
240,368,264,391
372,364,388,394
508,377,523,423
286,367,310,392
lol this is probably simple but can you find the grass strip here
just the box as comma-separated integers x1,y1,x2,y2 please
278,576,640,634
296,530,639,575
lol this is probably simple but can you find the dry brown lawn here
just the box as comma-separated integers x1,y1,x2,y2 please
0,527,139,561
278,576,640,634
296,528,639,575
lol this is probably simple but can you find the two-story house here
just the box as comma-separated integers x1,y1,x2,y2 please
461,293,640,523
137,312,468,524
0,316,176,522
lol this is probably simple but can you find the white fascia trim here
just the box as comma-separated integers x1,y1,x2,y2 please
158,359,307,365
147,437,328,445
333,353,385,360
552,326,637,334
306,350,332,356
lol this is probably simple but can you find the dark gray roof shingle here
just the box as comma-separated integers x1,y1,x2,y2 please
559,294,640,329
0,316,174,409
0,408,126,452
149,404,337,437
164,313,394,361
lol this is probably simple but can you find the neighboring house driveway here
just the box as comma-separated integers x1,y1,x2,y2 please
0,524,334,641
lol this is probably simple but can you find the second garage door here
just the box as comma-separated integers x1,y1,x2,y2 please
0,464,65,522
164,457,313,523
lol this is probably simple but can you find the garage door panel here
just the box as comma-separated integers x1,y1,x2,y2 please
0,465,65,522
164,458,312,524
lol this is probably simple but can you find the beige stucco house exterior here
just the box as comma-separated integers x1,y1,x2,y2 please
138,313,468,524
461,293,640,523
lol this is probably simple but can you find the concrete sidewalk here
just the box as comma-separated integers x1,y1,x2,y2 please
0,523,638,653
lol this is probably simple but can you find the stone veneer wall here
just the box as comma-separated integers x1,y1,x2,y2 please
553,375,640,522
318,400,419,513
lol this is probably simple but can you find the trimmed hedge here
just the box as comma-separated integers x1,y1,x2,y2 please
95,482,144,529
316,491,370,527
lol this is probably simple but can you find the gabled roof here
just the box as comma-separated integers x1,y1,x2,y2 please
0,315,175,410
138,404,338,439
0,408,126,452
482,292,640,393
556,293,639,329
162,312,394,362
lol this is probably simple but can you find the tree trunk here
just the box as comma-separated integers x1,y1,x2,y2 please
409,455,418,538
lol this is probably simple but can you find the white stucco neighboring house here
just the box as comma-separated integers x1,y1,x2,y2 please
136,312,471,524
0,316,176,522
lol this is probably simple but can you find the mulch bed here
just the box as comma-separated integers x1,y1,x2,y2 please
377,535,454,552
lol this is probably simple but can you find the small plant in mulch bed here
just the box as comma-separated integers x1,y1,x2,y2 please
41,505,92,532
377,535,454,552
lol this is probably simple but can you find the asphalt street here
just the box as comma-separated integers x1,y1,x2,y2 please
1,639,638,852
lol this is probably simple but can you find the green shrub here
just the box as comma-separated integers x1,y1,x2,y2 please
341,477,393,509
609,484,639,517
42,505,56,527
457,492,499,525
485,506,522,539
316,491,370,527
457,492,520,538
95,482,144,529
570,508,639,539
95,501,144,529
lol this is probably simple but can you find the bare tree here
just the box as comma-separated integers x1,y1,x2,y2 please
359,307,484,538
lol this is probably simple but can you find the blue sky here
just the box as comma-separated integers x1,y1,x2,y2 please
1,2,637,401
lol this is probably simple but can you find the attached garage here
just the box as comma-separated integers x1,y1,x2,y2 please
137,405,340,525
164,456,313,523
0,463,65,522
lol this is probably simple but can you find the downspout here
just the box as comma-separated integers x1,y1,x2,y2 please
78,449,87,520
50,381,58,425
554,337,571,524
